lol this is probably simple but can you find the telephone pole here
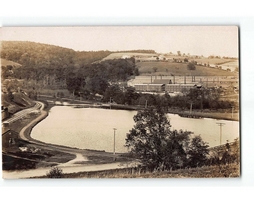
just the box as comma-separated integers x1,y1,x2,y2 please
113,128,117,161
216,122,225,145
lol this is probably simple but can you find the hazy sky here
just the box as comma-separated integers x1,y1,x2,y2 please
0,26,238,57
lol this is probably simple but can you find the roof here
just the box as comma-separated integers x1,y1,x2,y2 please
135,84,164,86
153,79,172,84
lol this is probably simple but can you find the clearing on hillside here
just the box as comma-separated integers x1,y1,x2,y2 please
101,52,156,61
136,61,238,76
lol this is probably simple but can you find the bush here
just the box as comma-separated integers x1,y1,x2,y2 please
46,166,63,178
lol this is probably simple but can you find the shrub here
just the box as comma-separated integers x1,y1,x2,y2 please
46,166,63,178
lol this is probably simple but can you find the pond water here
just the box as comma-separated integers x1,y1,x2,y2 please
31,106,239,153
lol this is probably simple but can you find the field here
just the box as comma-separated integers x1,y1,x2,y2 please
194,58,237,65
102,52,156,61
136,61,238,76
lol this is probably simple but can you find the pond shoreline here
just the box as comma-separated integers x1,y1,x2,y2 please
38,94,239,121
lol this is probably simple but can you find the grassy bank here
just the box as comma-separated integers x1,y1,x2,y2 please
169,109,239,121
36,163,240,178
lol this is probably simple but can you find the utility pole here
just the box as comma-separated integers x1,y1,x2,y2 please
189,101,193,114
231,106,234,118
145,100,148,108
216,122,225,145
113,128,117,161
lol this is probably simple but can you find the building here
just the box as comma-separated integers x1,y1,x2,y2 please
1,106,9,120
2,122,19,149
134,84,165,92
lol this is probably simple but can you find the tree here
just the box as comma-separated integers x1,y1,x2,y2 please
187,135,209,167
103,84,124,104
46,167,63,178
177,51,181,56
187,62,196,70
66,73,84,96
152,67,158,73
124,87,139,105
125,106,193,170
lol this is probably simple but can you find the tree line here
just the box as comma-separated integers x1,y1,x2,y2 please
101,85,236,111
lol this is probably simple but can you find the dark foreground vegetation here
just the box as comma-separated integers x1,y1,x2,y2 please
125,106,240,171
42,163,239,178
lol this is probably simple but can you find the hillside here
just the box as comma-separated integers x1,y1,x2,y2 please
1,41,111,69
136,61,238,76
1,91,35,114
102,52,157,61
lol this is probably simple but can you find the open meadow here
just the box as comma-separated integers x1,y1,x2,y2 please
136,61,238,76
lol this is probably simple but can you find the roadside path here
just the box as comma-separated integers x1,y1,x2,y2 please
2,161,136,179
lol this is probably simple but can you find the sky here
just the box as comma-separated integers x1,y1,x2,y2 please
0,26,238,57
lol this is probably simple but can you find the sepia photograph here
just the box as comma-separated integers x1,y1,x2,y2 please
1,26,240,179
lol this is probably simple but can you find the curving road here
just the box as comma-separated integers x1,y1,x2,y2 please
3,100,138,179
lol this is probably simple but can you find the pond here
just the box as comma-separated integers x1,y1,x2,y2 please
31,106,239,153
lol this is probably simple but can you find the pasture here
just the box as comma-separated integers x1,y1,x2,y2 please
194,58,237,65
136,61,238,76
102,52,156,61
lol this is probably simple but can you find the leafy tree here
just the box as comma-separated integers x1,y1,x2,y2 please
124,86,139,105
230,138,240,164
66,72,85,96
126,107,171,170
152,67,158,73
125,106,197,170
134,67,139,76
85,76,109,95
187,135,209,167
187,62,196,70
103,84,124,104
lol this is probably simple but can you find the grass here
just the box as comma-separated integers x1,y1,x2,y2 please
169,109,239,121
36,163,240,178
136,61,237,76
102,52,156,60
194,58,237,65
2,138,76,170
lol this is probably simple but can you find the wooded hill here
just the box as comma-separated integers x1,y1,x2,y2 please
1,41,112,70
1,41,139,97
